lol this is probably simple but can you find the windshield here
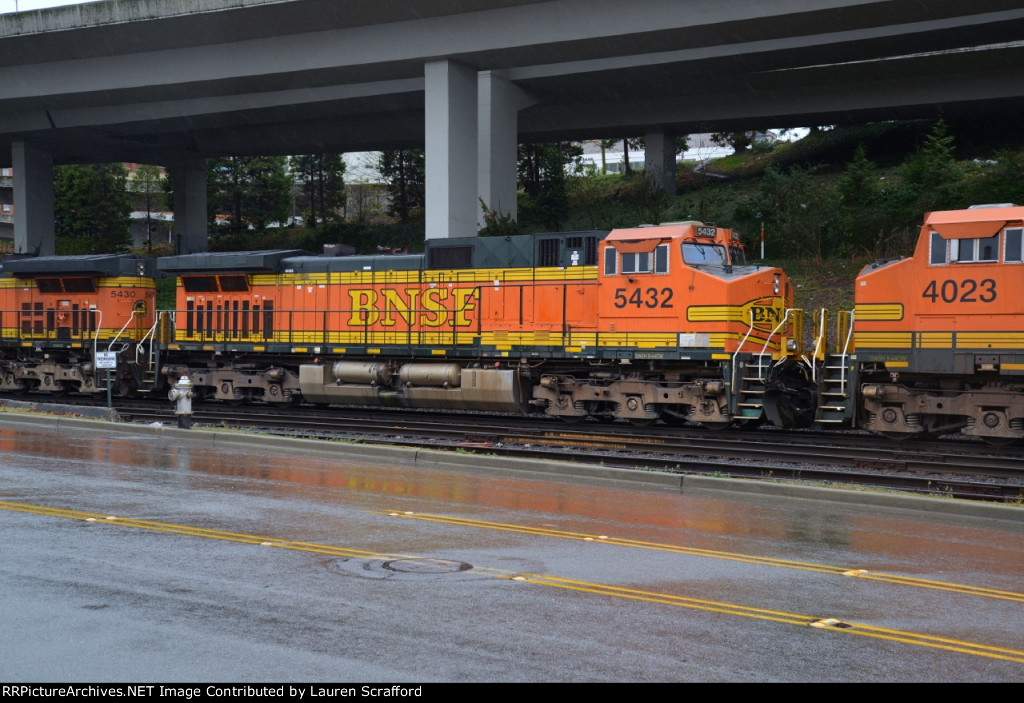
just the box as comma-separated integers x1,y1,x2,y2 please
682,242,728,267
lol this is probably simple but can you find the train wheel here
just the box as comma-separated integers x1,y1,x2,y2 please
701,421,734,431
558,414,586,424
628,417,658,427
980,435,1019,447
878,431,915,442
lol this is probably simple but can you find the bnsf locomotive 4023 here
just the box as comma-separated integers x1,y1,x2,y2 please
0,206,1021,445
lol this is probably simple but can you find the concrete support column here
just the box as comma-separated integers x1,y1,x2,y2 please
169,157,208,254
644,129,677,196
12,141,54,256
477,71,535,228
425,60,477,240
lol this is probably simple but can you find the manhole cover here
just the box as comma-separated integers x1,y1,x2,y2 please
382,558,472,574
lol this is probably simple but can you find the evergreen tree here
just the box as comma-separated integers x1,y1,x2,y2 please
836,145,886,253
888,119,966,228
54,163,133,254
132,164,167,253
377,149,425,222
207,156,291,236
518,142,580,230
289,153,346,227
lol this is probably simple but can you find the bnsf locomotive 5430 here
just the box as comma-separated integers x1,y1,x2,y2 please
0,254,156,395
157,221,791,428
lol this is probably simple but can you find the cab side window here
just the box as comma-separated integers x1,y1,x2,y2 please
604,246,617,275
1005,228,1023,263
929,232,947,265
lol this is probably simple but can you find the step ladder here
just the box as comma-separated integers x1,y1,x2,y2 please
735,353,772,420
814,354,853,425
814,310,855,426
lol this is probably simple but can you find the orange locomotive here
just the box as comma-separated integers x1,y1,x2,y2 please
0,254,157,395
766,205,1024,444
850,205,1024,443
158,222,793,427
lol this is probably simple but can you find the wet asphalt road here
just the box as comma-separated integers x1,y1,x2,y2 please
1,418,1022,682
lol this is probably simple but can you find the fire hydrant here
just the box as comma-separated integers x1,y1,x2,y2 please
168,375,194,429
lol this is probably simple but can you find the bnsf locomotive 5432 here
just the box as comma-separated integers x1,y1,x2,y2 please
157,221,791,428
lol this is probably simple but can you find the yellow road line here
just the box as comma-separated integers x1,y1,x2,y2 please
4,500,1023,664
378,511,1024,604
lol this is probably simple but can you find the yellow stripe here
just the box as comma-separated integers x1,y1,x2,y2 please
381,511,1024,603
918,332,953,348
855,332,913,348
687,305,746,322
255,267,599,287
101,277,157,288
956,332,1024,349
885,361,909,368
854,303,904,321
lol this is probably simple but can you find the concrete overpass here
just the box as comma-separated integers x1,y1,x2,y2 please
2,0,1023,253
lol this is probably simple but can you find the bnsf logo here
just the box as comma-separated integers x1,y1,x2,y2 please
747,298,785,331
346,287,479,327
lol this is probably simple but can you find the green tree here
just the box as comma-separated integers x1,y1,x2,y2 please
289,153,346,227
518,142,581,230
835,145,886,253
967,148,1024,206
886,119,966,228
477,197,522,237
711,132,753,153
207,156,291,236
745,165,837,260
54,163,133,254
377,149,425,223
132,164,167,253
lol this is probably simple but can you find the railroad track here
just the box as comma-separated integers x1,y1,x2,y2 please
6,393,1024,503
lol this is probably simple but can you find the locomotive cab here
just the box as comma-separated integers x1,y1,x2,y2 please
598,222,790,356
854,205,1024,443
566,221,793,428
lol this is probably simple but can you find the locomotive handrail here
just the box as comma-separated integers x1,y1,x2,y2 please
106,309,139,352
730,308,763,391
837,310,855,397
137,313,164,366
730,306,795,392
755,308,796,381
810,307,828,383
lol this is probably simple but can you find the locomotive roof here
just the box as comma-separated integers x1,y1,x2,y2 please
1,253,156,278
157,250,308,274
925,206,1024,238
279,254,425,273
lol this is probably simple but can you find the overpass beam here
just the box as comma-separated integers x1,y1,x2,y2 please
169,158,208,254
12,142,54,256
477,71,535,228
425,60,478,240
644,129,677,196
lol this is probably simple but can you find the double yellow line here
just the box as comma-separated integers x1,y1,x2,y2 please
380,511,1024,604
4,500,1023,665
